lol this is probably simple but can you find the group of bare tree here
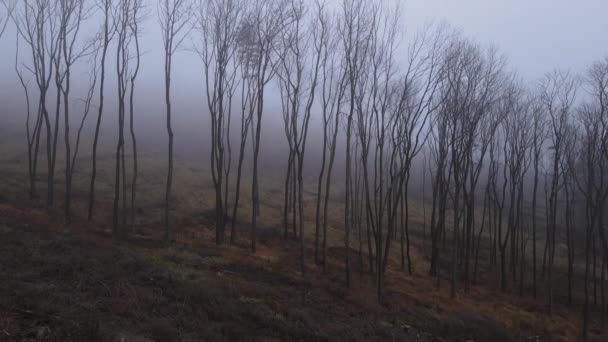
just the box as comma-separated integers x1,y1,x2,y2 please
427,49,608,339
11,0,99,223
5,0,608,339
10,0,146,238
9,0,157,240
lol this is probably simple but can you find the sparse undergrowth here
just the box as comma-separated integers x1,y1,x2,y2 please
0,203,526,342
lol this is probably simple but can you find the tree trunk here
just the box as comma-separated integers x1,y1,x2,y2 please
129,75,139,230
532,157,539,298
314,128,328,263
231,135,248,244
251,88,265,253
88,11,110,221
284,152,293,239
164,58,174,243
63,78,72,222
404,184,412,275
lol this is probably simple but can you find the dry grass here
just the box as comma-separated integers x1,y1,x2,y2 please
0,126,606,341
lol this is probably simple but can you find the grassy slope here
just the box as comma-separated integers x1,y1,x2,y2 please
0,125,604,341
1,203,517,342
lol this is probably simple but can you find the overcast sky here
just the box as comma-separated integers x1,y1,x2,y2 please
404,0,608,80
1,0,607,134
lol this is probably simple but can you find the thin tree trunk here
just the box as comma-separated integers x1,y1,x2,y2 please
63,79,72,222
297,151,305,274
121,137,127,233
565,184,573,306
251,89,265,253
88,7,110,221
283,152,293,239
315,131,328,263
602,251,606,329
451,184,460,299
48,80,61,209
474,181,490,285
532,157,539,298
231,135,248,244
164,57,174,242
404,183,412,275
583,214,593,341
594,236,598,307
291,160,297,238
129,82,138,230
400,180,405,271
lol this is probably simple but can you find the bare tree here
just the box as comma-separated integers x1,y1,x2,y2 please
53,0,95,222
110,0,144,237
293,0,323,272
113,0,130,237
196,0,243,245
317,20,347,271
577,58,608,340
88,0,114,221
530,96,547,298
504,88,534,293
49,4,63,211
274,0,324,273
462,56,505,295
275,0,307,254
313,0,344,265
560,123,578,305
243,0,287,253
539,69,577,314
279,47,297,241
429,93,453,284
434,37,505,298
128,0,143,229
158,0,192,242
13,0,60,207
69,44,99,218
468,84,508,292
14,32,38,199
488,118,507,283
394,24,447,276
230,18,257,243
338,0,376,290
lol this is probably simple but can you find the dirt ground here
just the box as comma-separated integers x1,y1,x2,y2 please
0,125,605,341
0,201,529,342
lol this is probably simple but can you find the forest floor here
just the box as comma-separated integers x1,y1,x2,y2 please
0,198,604,342
0,126,605,341
0,202,516,342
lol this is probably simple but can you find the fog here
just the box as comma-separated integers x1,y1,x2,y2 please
0,0,607,182
2,2,608,336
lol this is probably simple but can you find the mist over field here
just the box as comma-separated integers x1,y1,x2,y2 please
1,1,608,341
1,0,606,182
1,0,606,177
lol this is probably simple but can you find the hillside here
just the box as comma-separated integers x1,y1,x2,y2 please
0,202,527,342
0,124,602,342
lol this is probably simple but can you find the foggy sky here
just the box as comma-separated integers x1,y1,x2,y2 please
1,0,606,113
404,0,608,80
1,0,607,166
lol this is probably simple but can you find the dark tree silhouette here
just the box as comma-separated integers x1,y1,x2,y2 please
243,0,286,253
88,0,114,221
196,0,243,245
539,70,577,314
13,0,60,208
128,0,144,230
158,0,192,242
